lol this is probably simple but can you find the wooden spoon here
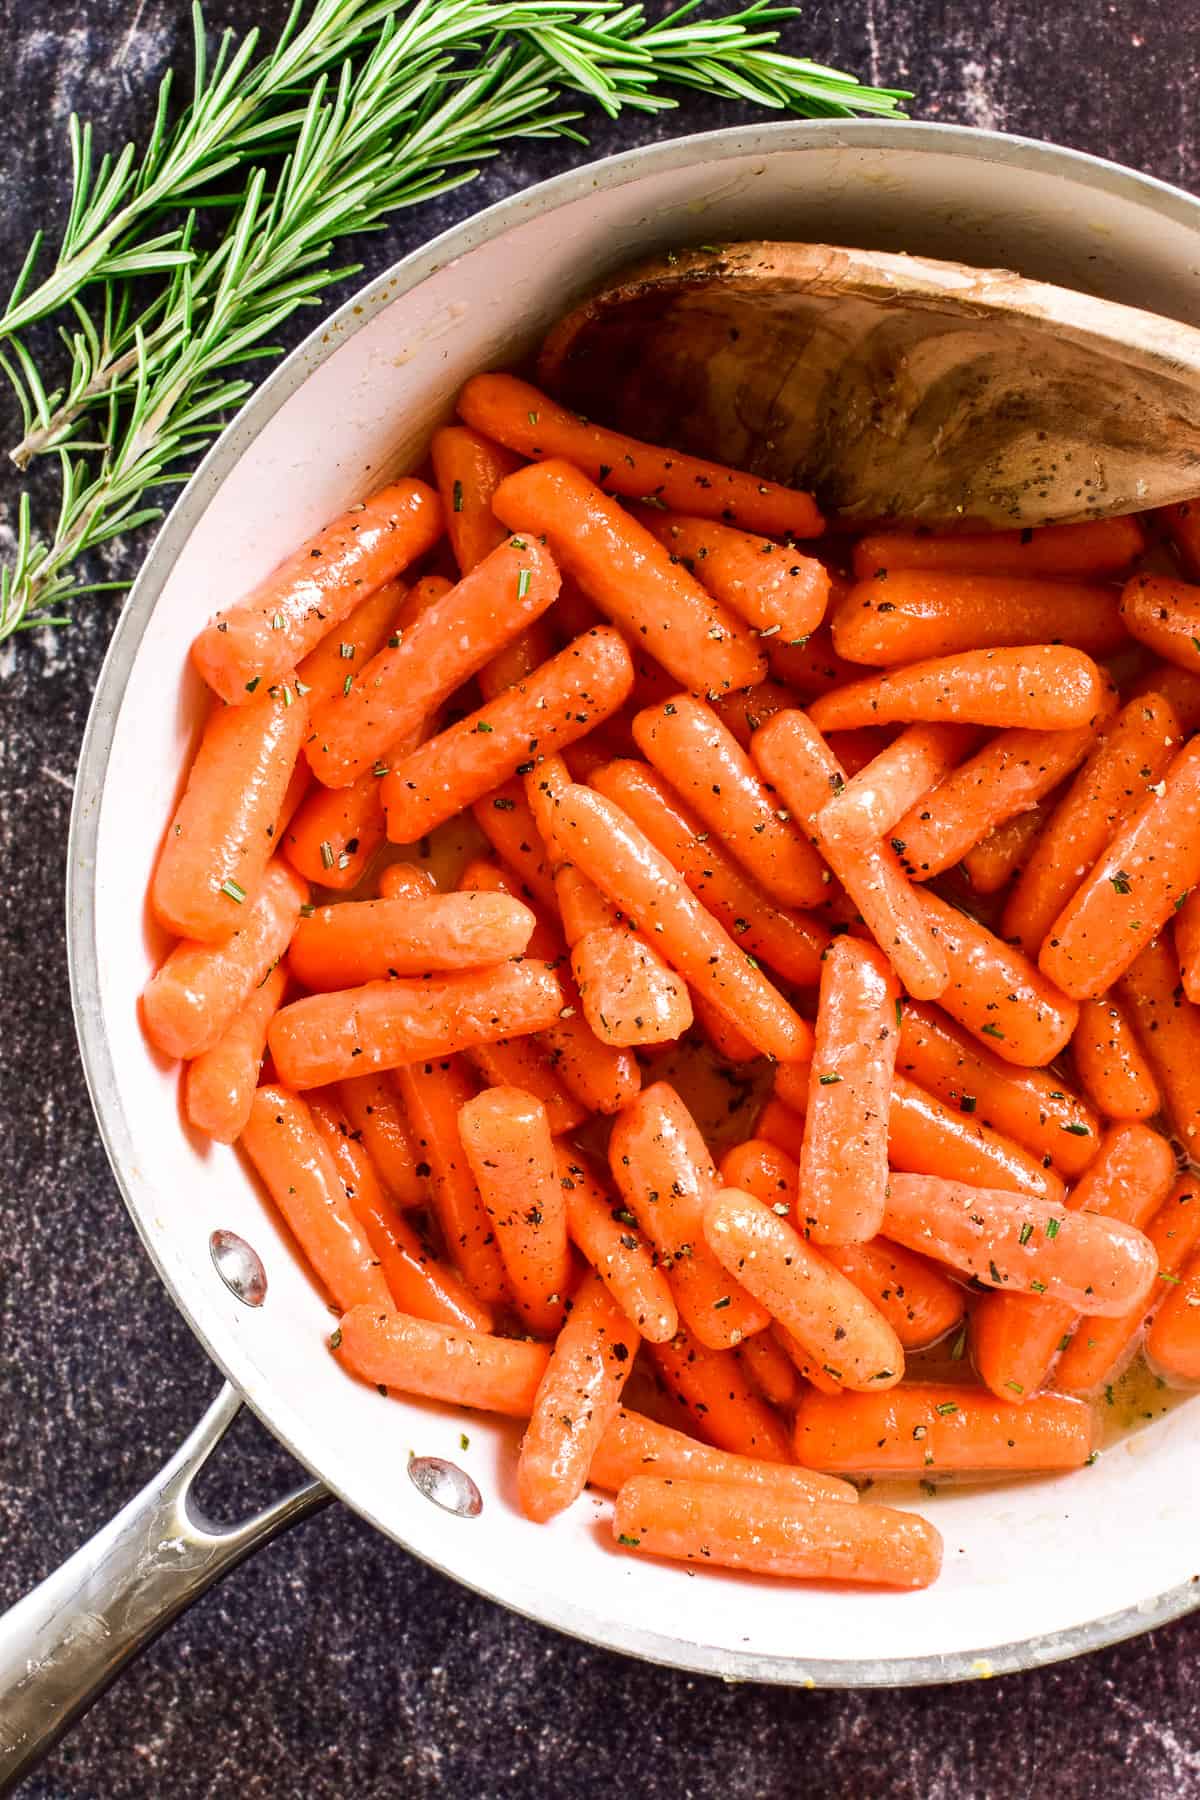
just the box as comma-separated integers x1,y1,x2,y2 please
538,242,1200,529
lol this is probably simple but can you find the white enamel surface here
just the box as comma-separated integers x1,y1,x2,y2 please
74,124,1200,1683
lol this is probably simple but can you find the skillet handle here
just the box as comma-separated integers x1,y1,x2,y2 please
0,1383,330,1788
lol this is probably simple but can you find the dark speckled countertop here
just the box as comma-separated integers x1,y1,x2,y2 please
2,3,1200,1795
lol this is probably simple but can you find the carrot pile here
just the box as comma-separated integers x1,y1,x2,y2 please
142,357,1200,1597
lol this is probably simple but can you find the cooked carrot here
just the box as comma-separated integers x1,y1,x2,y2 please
818,723,982,842
611,1478,941,1589
1120,572,1200,673
771,1323,844,1395
336,1072,427,1207
191,481,443,704
882,1172,1159,1315
306,536,560,787
287,891,535,990
589,758,828,987
794,1383,1095,1474
572,929,694,1046
393,1057,508,1306
807,646,1113,733
1116,934,1200,1150
471,781,561,916
376,861,437,901
152,680,309,941
555,1145,678,1342
273,756,312,844
589,1408,854,1502
1146,1244,1200,1383
648,1331,792,1462
267,958,563,1088
459,1087,570,1335
851,516,1145,581
333,1304,548,1414
518,1269,640,1521
1174,887,1200,1004
1160,501,1200,580
961,805,1047,895
478,618,559,704
832,571,1126,665
1126,659,1200,731
824,727,898,778
608,1082,769,1349
294,579,409,711
1040,737,1200,1000
431,423,522,575
632,694,828,908
240,1085,391,1311
283,767,388,890
463,1035,586,1137
460,371,823,538
767,621,865,697
636,509,829,642
143,860,308,1060
184,962,287,1142
797,937,900,1244
1072,996,1162,1121
308,1091,493,1332
492,459,765,695
916,888,1079,1066
738,1328,803,1409
753,1096,808,1161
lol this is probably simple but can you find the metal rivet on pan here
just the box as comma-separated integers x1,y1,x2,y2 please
209,1229,268,1307
407,1456,483,1517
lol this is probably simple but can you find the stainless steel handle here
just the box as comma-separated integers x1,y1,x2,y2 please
0,1383,330,1789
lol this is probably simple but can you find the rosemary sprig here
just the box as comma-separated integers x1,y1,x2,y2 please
0,0,908,644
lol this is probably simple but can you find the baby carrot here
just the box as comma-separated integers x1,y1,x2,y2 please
471,782,562,916
1146,1244,1200,1383
961,805,1047,895
754,1096,807,1161
1120,572,1200,673
393,1056,508,1306
152,679,309,941
463,1036,587,1138
430,423,522,575
293,579,407,710
831,571,1126,665
589,1408,856,1503
1126,660,1200,732
376,861,437,901
1002,692,1181,955
184,962,287,1143
336,1071,426,1206
691,991,760,1063
766,622,864,697
818,723,982,842
609,1081,769,1348
191,480,443,704
240,1085,391,1312
632,694,828,908
648,1331,793,1462
852,516,1145,581
824,726,898,778
916,888,1079,1066
797,937,900,1244
478,617,559,704
1175,888,1200,1003
143,860,308,1060
287,891,535,990
333,1305,549,1415
1039,737,1200,999
882,1173,1159,1315
518,1269,640,1521
267,958,564,1088
459,1087,571,1335
1072,997,1162,1121
738,1329,803,1410
283,767,387,891
1160,501,1200,579
807,646,1113,733
1116,934,1200,1150
459,371,824,537
636,509,829,643
611,1478,942,1590
556,1145,678,1343
383,627,634,842
306,536,560,787
794,1383,1095,1474
491,459,766,695
571,928,694,1046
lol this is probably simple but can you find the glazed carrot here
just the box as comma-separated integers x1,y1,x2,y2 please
191,481,443,704
961,805,1047,895
1160,501,1200,580
766,622,865,697
832,571,1126,665
459,1088,571,1335
287,891,535,990
393,1057,508,1306
609,1082,769,1349
818,723,982,842
898,999,1099,1176
333,1304,549,1415
294,578,407,710
376,861,437,901
882,1173,1158,1315
1146,1244,1200,1382
1120,572,1200,673
306,536,560,787
797,937,900,1243
1116,934,1200,1150
184,962,287,1142
632,694,828,908
821,727,895,776
549,782,811,1062
478,617,559,704
267,958,564,1088
273,756,312,843
152,680,309,941
710,679,796,744
240,1085,391,1311
916,888,1078,1066
589,1408,855,1503
571,928,694,1046
589,759,828,987
518,1269,640,1521
1040,737,1200,1000
308,1092,493,1332
1174,887,1200,1004
555,1145,678,1342
852,516,1145,581
753,1096,807,1162
460,371,823,538
463,1035,587,1137
1126,659,1200,731
807,646,1113,733
1002,693,1180,954
431,423,522,575
611,1478,941,1589
283,767,387,890
794,1383,1095,1474
738,1328,803,1409
143,860,308,1060
470,782,561,916
491,459,766,695
1072,997,1162,1121
337,1072,426,1206
648,1331,793,1462
636,510,829,642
